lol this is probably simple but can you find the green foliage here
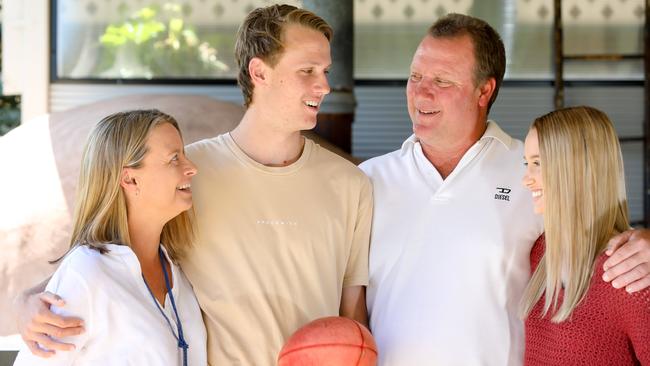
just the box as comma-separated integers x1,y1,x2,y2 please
0,0,21,136
98,3,229,78
0,95,20,136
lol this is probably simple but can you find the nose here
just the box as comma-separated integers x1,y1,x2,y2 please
522,169,533,188
416,78,435,97
184,158,198,177
315,72,330,95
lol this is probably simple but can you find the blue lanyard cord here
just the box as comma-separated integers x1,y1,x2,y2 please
142,247,189,366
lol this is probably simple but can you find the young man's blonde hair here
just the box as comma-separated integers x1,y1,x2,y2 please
234,4,333,108
520,106,630,322
59,109,194,262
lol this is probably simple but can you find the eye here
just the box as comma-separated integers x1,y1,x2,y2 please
409,73,422,82
434,78,453,88
324,69,330,75
171,154,179,163
301,68,313,75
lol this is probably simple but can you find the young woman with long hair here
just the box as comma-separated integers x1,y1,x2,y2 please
520,106,649,365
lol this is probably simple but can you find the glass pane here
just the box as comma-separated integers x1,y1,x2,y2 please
354,0,644,80
55,0,302,79
55,0,645,80
561,0,645,79
354,0,475,79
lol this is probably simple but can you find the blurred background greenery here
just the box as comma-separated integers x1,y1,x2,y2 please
96,3,230,78
0,0,21,136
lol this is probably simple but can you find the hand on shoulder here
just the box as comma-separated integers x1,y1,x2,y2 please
603,229,650,293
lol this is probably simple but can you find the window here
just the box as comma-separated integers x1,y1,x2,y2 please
53,0,645,81
54,0,301,80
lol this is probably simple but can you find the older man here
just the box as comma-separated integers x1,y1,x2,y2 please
360,13,650,365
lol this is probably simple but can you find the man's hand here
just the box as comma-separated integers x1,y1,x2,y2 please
603,229,650,293
17,291,85,357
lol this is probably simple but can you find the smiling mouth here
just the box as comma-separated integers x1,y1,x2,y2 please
417,109,439,116
304,100,320,112
177,183,192,193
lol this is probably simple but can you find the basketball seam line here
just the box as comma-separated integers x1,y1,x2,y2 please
278,343,379,359
353,321,365,366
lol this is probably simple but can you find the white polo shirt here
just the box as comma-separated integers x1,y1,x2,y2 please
360,121,543,366
13,244,207,366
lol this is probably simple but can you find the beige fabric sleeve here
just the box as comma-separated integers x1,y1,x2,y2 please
343,175,373,288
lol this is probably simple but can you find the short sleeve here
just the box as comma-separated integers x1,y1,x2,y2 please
343,175,373,288
13,263,93,366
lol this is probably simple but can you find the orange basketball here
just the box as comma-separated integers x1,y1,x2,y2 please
278,316,378,366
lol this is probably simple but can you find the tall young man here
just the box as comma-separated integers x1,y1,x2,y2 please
181,5,371,364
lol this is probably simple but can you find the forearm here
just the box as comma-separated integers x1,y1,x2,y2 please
340,286,369,328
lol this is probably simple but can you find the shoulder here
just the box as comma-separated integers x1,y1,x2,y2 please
185,133,228,158
50,244,127,290
358,148,405,178
591,252,650,312
44,247,106,318
309,139,371,184
55,245,107,277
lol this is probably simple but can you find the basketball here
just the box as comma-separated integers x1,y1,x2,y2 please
277,316,378,366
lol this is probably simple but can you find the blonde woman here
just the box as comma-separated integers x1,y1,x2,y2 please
13,110,207,365
521,106,650,365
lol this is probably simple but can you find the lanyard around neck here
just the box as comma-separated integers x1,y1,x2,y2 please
142,247,189,366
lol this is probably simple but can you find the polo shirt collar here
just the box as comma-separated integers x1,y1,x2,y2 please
480,120,513,150
400,120,513,153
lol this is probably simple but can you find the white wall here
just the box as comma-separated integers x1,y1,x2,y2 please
2,0,49,122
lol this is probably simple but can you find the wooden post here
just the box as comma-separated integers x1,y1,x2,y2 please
553,0,564,110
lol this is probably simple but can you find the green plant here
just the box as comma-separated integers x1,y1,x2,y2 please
0,95,20,136
0,0,21,137
98,3,228,78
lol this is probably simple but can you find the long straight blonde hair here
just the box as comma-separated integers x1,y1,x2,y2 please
520,106,629,322
58,109,194,262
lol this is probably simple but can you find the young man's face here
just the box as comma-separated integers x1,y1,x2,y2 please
264,23,331,132
406,34,491,149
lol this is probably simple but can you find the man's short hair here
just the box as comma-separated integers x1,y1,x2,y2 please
428,13,506,111
235,4,333,108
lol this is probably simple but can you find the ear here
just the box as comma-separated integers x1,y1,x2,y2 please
120,168,138,194
248,57,269,87
477,77,496,108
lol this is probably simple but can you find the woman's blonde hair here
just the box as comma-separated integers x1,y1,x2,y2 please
58,109,194,262
520,106,629,322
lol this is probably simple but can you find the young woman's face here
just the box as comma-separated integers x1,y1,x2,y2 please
523,128,544,215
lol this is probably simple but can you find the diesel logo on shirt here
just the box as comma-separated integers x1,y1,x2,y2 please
494,187,511,201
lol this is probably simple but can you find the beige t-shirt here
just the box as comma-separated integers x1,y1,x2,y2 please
182,134,372,365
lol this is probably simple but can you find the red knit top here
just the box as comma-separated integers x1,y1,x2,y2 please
525,234,650,365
